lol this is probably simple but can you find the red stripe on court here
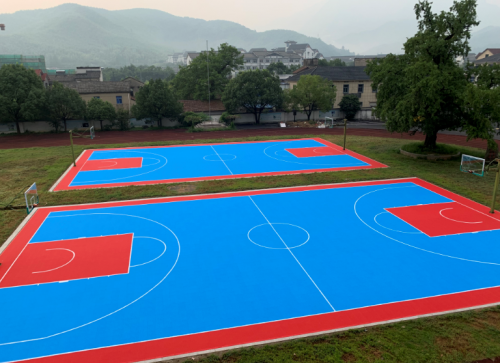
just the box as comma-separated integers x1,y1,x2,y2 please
51,138,387,191
0,234,133,288
81,158,143,171
7,178,500,363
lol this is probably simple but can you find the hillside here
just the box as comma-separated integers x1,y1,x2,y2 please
0,4,352,69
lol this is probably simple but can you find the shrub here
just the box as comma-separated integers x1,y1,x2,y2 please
339,94,362,120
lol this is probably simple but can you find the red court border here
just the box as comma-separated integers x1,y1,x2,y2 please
4,177,500,363
51,138,387,191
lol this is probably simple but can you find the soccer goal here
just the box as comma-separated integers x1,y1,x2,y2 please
24,183,39,215
325,117,334,128
460,154,486,177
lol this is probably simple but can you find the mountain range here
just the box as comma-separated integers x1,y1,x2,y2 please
0,4,352,69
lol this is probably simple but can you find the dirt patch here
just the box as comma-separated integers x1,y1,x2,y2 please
168,184,198,194
435,333,476,356
342,352,356,362
285,121,319,128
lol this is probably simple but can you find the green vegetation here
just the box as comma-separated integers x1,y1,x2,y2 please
222,69,284,124
85,98,117,131
103,65,176,83
172,44,243,101
401,142,460,155
45,82,86,132
288,75,337,121
132,79,183,128
339,94,362,120
366,0,499,150
319,58,347,67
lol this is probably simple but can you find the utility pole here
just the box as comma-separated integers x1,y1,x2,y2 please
206,40,211,120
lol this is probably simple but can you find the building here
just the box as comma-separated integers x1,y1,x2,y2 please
287,59,377,118
50,67,102,85
167,51,197,65
34,69,50,88
284,41,321,59
0,55,46,71
63,81,133,112
123,77,144,97
476,49,500,61
240,51,303,72
474,53,500,66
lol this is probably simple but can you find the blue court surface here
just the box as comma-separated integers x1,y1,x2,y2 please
51,138,386,191
2,178,500,363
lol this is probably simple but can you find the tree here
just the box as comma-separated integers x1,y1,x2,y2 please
172,43,243,100
116,108,131,131
366,0,480,149
462,64,500,159
86,98,116,130
287,75,337,121
103,65,176,82
267,62,289,75
222,70,284,124
133,79,183,128
339,94,362,120
45,82,86,132
0,64,44,134
319,59,347,67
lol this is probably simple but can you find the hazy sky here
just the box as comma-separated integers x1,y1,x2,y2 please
3,0,499,32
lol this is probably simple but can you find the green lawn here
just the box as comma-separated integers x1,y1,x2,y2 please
0,134,499,363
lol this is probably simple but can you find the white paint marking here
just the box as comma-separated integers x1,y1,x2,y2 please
439,208,483,224
210,146,233,175
32,248,76,274
130,237,167,268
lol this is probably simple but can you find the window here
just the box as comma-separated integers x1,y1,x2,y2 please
94,96,100,99
343,84,349,93
358,84,364,93
116,96,123,104
372,85,377,93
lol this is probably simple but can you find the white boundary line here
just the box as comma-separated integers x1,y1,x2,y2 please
248,196,335,311
0,209,38,256
49,149,88,192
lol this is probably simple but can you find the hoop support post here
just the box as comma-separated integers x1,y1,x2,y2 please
69,130,76,167
491,159,500,214
343,118,347,150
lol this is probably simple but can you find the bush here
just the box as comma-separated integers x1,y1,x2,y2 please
220,112,238,125
179,112,210,127
116,109,131,131
401,142,459,155
339,94,362,120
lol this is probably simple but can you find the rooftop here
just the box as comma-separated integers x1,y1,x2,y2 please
64,81,131,94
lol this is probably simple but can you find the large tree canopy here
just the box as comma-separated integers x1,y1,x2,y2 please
45,82,86,132
103,65,176,82
86,98,117,130
222,70,284,124
0,64,44,134
172,43,243,101
288,75,337,120
366,0,480,148
133,79,183,128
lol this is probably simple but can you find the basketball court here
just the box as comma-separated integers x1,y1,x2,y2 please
50,138,387,191
2,177,500,363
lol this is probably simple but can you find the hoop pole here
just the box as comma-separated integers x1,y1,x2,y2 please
343,118,347,150
69,130,76,167
491,162,500,214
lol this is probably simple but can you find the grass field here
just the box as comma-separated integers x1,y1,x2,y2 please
1,133,499,363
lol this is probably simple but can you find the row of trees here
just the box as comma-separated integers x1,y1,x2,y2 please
0,64,131,133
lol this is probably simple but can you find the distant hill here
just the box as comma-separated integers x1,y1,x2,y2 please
0,4,352,69
470,26,500,53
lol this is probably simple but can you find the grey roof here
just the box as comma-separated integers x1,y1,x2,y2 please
64,81,131,94
272,47,286,52
249,48,267,52
474,53,500,64
52,72,101,83
243,51,302,59
287,66,371,82
287,43,311,51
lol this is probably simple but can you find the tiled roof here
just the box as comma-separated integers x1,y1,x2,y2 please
180,100,226,113
476,49,500,59
64,81,131,94
287,66,371,82
249,48,267,52
474,53,500,64
287,44,311,51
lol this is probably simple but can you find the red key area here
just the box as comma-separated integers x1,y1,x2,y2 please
286,147,345,158
0,234,133,288
82,158,143,171
387,202,500,237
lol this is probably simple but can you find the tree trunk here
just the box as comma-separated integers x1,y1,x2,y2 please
306,109,312,121
16,121,21,134
64,120,67,132
255,111,261,124
100,120,103,130
424,132,438,149
486,142,499,162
